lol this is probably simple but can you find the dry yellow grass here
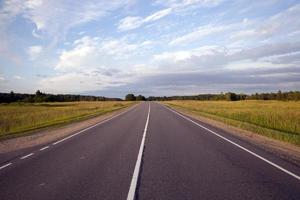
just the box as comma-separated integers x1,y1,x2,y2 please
164,100,300,145
0,101,134,139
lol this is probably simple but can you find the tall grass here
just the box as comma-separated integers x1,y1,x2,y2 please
164,100,300,145
0,101,134,139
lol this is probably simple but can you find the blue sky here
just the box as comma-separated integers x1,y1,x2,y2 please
0,0,300,97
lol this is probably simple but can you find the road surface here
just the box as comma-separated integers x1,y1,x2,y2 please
0,102,299,200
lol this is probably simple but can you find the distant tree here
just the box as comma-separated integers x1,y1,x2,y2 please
277,90,282,100
125,94,136,101
136,95,146,101
9,91,15,102
36,90,43,96
226,92,238,101
34,90,45,102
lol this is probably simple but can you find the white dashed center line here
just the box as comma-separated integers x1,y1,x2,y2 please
40,146,50,151
0,163,12,170
20,153,34,160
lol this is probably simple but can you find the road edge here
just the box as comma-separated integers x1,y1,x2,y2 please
0,103,139,154
162,102,300,167
161,103,300,181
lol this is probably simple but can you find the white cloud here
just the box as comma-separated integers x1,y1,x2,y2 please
38,67,137,94
27,45,43,60
44,35,153,93
55,37,98,71
230,29,255,40
154,0,224,8
102,40,138,57
55,36,144,72
168,4,300,47
0,0,134,64
2,0,300,96
25,1,131,35
0,0,25,63
39,72,125,93
78,31,86,35
118,0,224,31
46,37,300,94
154,50,193,62
265,52,300,65
13,75,22,79
154,45,228,71
32,29,42,38
154,42,300,71
1,0,133,42
0,76,6,81
118,8,173,31
117,16,144,31
232,42,300,61
169,24,232,45
144,8,173,22
231,4,300,41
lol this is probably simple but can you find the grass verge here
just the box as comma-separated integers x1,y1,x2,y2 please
0,101,135,140
163,100,300,146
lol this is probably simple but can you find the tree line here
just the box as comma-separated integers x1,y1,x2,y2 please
147,91,300,101
0,90,122,103
1,90,299,103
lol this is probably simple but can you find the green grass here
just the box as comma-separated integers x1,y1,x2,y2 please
0,101,135,139
163,100,300,146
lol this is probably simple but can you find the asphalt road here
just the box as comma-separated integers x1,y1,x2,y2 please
0,102,299,200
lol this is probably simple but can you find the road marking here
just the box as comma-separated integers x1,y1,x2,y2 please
0,104,138,171
163,104,300,181
127,103,151,200
52,104,138,145
0,163,12,170
40,146,49,151
20,153,34,160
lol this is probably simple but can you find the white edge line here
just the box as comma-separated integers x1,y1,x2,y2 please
162,103,300,181
127,103,151,200
0,163,12,170
40,146,49,151
20,153,34,160
52,104,138,145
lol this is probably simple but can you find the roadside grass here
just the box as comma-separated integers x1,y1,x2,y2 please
0,101,135,139
163,100,300,146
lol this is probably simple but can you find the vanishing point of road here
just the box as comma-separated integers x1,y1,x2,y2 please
0,102,299,200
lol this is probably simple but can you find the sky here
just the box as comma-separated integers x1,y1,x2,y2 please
0,0,300,97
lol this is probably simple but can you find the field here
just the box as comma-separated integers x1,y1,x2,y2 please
0,101,134,139
164,100,300,146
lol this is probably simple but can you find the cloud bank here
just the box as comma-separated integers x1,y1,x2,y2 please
0,0,299,96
